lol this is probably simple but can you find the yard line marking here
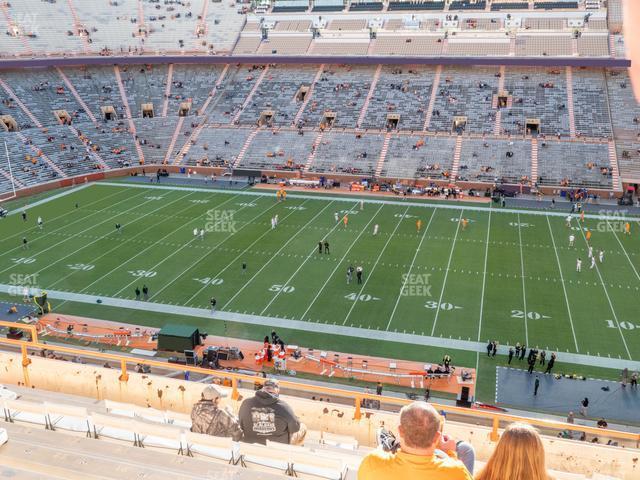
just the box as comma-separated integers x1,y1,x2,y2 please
48,191,198,288
430,210,463,336
260,201,359,316
301,204,383,322
151,197,283,301
386,208,437,331
0,189,152,276
5,182,90,217
0,186,136,254
183,200,310,306
343,206,409,326
222,201,335,310
607,219,640,283
546,216,579,352
517,213,529,346
98,181,640,222
260,201,358,314
474,206,492,378
4,283,640,370
107,194,250,297
575,219,632,360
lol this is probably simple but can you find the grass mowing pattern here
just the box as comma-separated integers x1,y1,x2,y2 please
1,183,639,401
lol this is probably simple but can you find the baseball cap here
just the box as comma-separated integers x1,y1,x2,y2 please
202,384,227,400
262,378,280,391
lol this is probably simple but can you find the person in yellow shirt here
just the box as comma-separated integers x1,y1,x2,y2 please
416,219,422,233
625,222,631,235
461,218,469,231
343,215,349,228
358,402,473,480
585,230,592,242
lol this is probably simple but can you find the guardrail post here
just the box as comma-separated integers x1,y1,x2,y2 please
119,359,129,382
21,344,31,367
354,396,362,420
490,417,500,442
231,377,239,400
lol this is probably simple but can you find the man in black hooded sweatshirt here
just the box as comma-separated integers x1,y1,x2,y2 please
238,378,306,445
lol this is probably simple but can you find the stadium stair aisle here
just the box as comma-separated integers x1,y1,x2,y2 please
423,65,442,131
113,65,145,165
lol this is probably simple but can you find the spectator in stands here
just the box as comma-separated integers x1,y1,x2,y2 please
475,423,552,480
358,402,473,480
238,378,306,445
191,385,242,441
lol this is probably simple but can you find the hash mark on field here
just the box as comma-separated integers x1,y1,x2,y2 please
301,204,383,322
517,213,529,346
343,206,409,326
387,208,436,331
430,211,463,336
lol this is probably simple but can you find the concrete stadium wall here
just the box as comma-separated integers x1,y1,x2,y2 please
0,55,631,70
0,351,637,479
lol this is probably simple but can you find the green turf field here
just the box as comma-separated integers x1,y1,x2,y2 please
1,182,639,394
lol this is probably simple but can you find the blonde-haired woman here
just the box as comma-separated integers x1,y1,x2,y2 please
476,423,553,480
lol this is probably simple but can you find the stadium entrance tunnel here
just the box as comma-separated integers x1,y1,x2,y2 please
526,118,541,135
54,110,72,125
497,93,510,108
386,114,400,130
178,102,192,117
258,110,275,127
142,103,154,118
295,85,310,102
321,112,336,128
453,116,467,133
101,106,117,121
0,115,18,132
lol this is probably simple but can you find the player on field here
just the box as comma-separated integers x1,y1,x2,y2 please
193,228,198,237
324,240,330,254
343,215,348,228
242,262,247,274
461,218,468,231
271,217,275,229
373,224,379,236
569,234,575,247
599,250,604,263
334,212,339,222
586,230,592,242
416,219,422,232
22,237,28,250
210,297,217,314
115,223,122,234
576,258,582,272
199,228,205,240
588,246,593,258
360,200,364,211
590,256,596,269
21,211,27,222
356,266,363,284
580,211,585,223
565,215,572,227
347,265,354,284
37,216,43,230
274,214,278,226
318,241,323,254
625,222,631,235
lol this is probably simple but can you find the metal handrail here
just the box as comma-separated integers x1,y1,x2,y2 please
0,320,638,446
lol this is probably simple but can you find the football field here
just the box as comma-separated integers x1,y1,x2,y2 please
1,182,639,373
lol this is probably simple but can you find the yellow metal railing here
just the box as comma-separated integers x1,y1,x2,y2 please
0,320,638,447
